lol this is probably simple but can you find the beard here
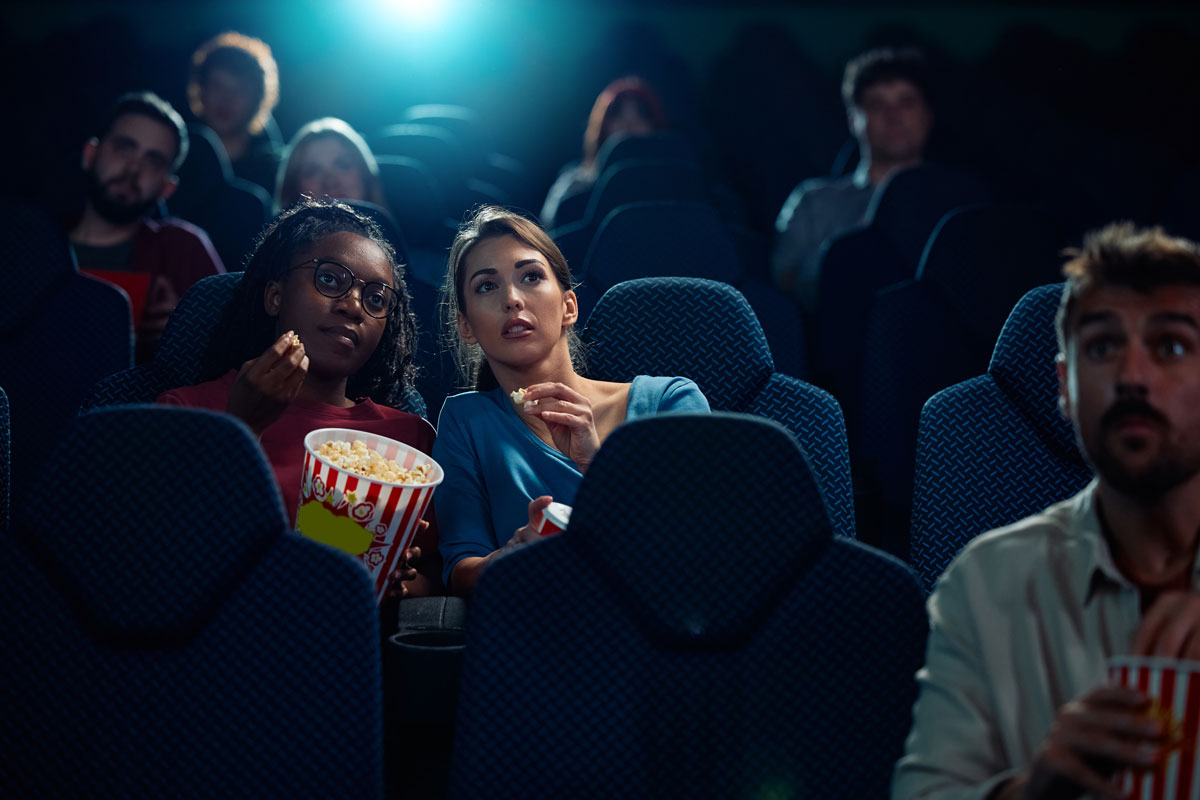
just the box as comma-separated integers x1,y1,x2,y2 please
1089,399,1200,503
85,169,158,225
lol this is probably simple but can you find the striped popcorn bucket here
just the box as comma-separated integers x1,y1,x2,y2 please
298,428,443,604
1108,656,1200,800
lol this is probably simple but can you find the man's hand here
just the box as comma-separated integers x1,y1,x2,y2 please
225,331,308,436
1132,590,1200,658
1012,685,1165,800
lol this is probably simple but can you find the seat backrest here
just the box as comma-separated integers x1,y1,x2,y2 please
342,199,411,265
849,207,1063,556
1,405,382,797
585,159,706,233
867,163,993,274
577,201,741,321
585,277,853,538
171,124,232,215
0,199,133,498
908,283,1092,593
374,124,468,210
376,155,450,249
593,131,697,177
450,413,924,799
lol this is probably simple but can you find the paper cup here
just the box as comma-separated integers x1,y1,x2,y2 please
1108,656,1200,799
298,428,443,603
534,502,572,537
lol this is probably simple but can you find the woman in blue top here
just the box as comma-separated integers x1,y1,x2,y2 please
434,206,709,595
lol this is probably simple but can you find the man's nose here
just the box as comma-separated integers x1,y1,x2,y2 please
1115,343,1152,394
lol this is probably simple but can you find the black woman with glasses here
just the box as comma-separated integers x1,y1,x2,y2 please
159,197,440,598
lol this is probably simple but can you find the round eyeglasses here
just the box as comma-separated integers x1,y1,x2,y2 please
290,259,398,319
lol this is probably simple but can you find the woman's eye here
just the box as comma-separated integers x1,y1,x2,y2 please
474,280,495,294
521,270,544,284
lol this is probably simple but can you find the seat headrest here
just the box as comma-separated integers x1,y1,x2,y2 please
0,199,76,333
582,201,741,293
869,164,993,272
584,278,773,411
988,283,1082,464
13,406,289,640
156,271,243,388
918,205,1062,348
567,413,832,647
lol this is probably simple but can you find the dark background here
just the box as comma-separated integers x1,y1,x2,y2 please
4,0,1200,239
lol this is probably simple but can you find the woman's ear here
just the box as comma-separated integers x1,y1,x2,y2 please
457,310,478,345
562,289,579,328
264,280,283,318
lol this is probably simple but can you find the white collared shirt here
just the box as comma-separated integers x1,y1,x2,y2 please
892,480,1200,799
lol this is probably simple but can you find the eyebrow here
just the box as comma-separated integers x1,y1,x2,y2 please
1149,311,1199,329
1076,311,1118,329
515,258,544,269
468,267,497,283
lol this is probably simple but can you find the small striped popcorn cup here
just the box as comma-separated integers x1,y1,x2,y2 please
534,502,572,537
298,428,443,604
1108,656,1200,800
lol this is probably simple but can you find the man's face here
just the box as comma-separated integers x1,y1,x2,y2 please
83,113,179,225
849,78,932,165
1058,284,1200,502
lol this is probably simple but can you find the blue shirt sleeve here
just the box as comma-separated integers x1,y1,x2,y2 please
432,398,499,587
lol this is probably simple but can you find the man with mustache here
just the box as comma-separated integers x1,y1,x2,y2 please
894,223,1200,800
69,92,223,363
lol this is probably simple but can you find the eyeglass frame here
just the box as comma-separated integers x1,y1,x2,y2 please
288,258,399,319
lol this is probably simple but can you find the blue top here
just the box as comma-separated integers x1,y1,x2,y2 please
434,376,709,587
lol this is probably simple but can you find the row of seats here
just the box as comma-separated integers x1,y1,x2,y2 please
0,402,923,797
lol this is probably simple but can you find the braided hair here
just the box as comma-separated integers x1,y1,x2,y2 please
200,197,418,406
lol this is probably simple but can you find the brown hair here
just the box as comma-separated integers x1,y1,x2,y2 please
275,118,388,214
581,76,667,170
841,47,930,111
1056,222,1200,353
188,31,279,135
442,206,583,390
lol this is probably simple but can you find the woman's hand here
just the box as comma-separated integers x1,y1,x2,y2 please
520,383,601,470
503,495,553,550
226,331,308,436
385,535,431,599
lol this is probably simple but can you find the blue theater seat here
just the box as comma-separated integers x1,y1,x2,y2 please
450,413,926,799
584,277,852,538
1,405,382,797
908,283,1092,594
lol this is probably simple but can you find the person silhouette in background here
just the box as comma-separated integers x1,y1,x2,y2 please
539,75,668,229
772,47,933,313
69,91,224,364
275,117,389,215
188,31,282,195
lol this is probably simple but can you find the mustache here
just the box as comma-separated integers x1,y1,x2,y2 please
1100,398,1167,430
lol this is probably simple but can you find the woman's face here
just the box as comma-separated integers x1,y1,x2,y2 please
265,230,393,382
200,67,259,139
295,137,367,204
456,234,576,371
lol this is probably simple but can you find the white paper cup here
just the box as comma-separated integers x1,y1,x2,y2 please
298,428,443,603
534,502,572,537
1108,656,1200,799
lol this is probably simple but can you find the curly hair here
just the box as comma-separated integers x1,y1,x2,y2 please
441,205,584,391
188,31,280,136
200,197,418,406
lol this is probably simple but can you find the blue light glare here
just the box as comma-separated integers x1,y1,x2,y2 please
378,0,450,29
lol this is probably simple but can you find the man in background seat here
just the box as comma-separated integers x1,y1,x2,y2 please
894,224,1200,799
69,91,224,363
772,47,932,313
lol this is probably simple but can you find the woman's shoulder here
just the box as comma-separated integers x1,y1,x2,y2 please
437,388,508,424
628,375,709,415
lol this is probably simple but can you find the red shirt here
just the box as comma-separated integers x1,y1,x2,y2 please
156,371,437,538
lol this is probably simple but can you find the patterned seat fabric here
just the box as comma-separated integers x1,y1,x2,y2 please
584,277,853,538
0,199,132,500
450,414,926,799
0,385,8,530
909,283,1092,594
1,405,382,796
